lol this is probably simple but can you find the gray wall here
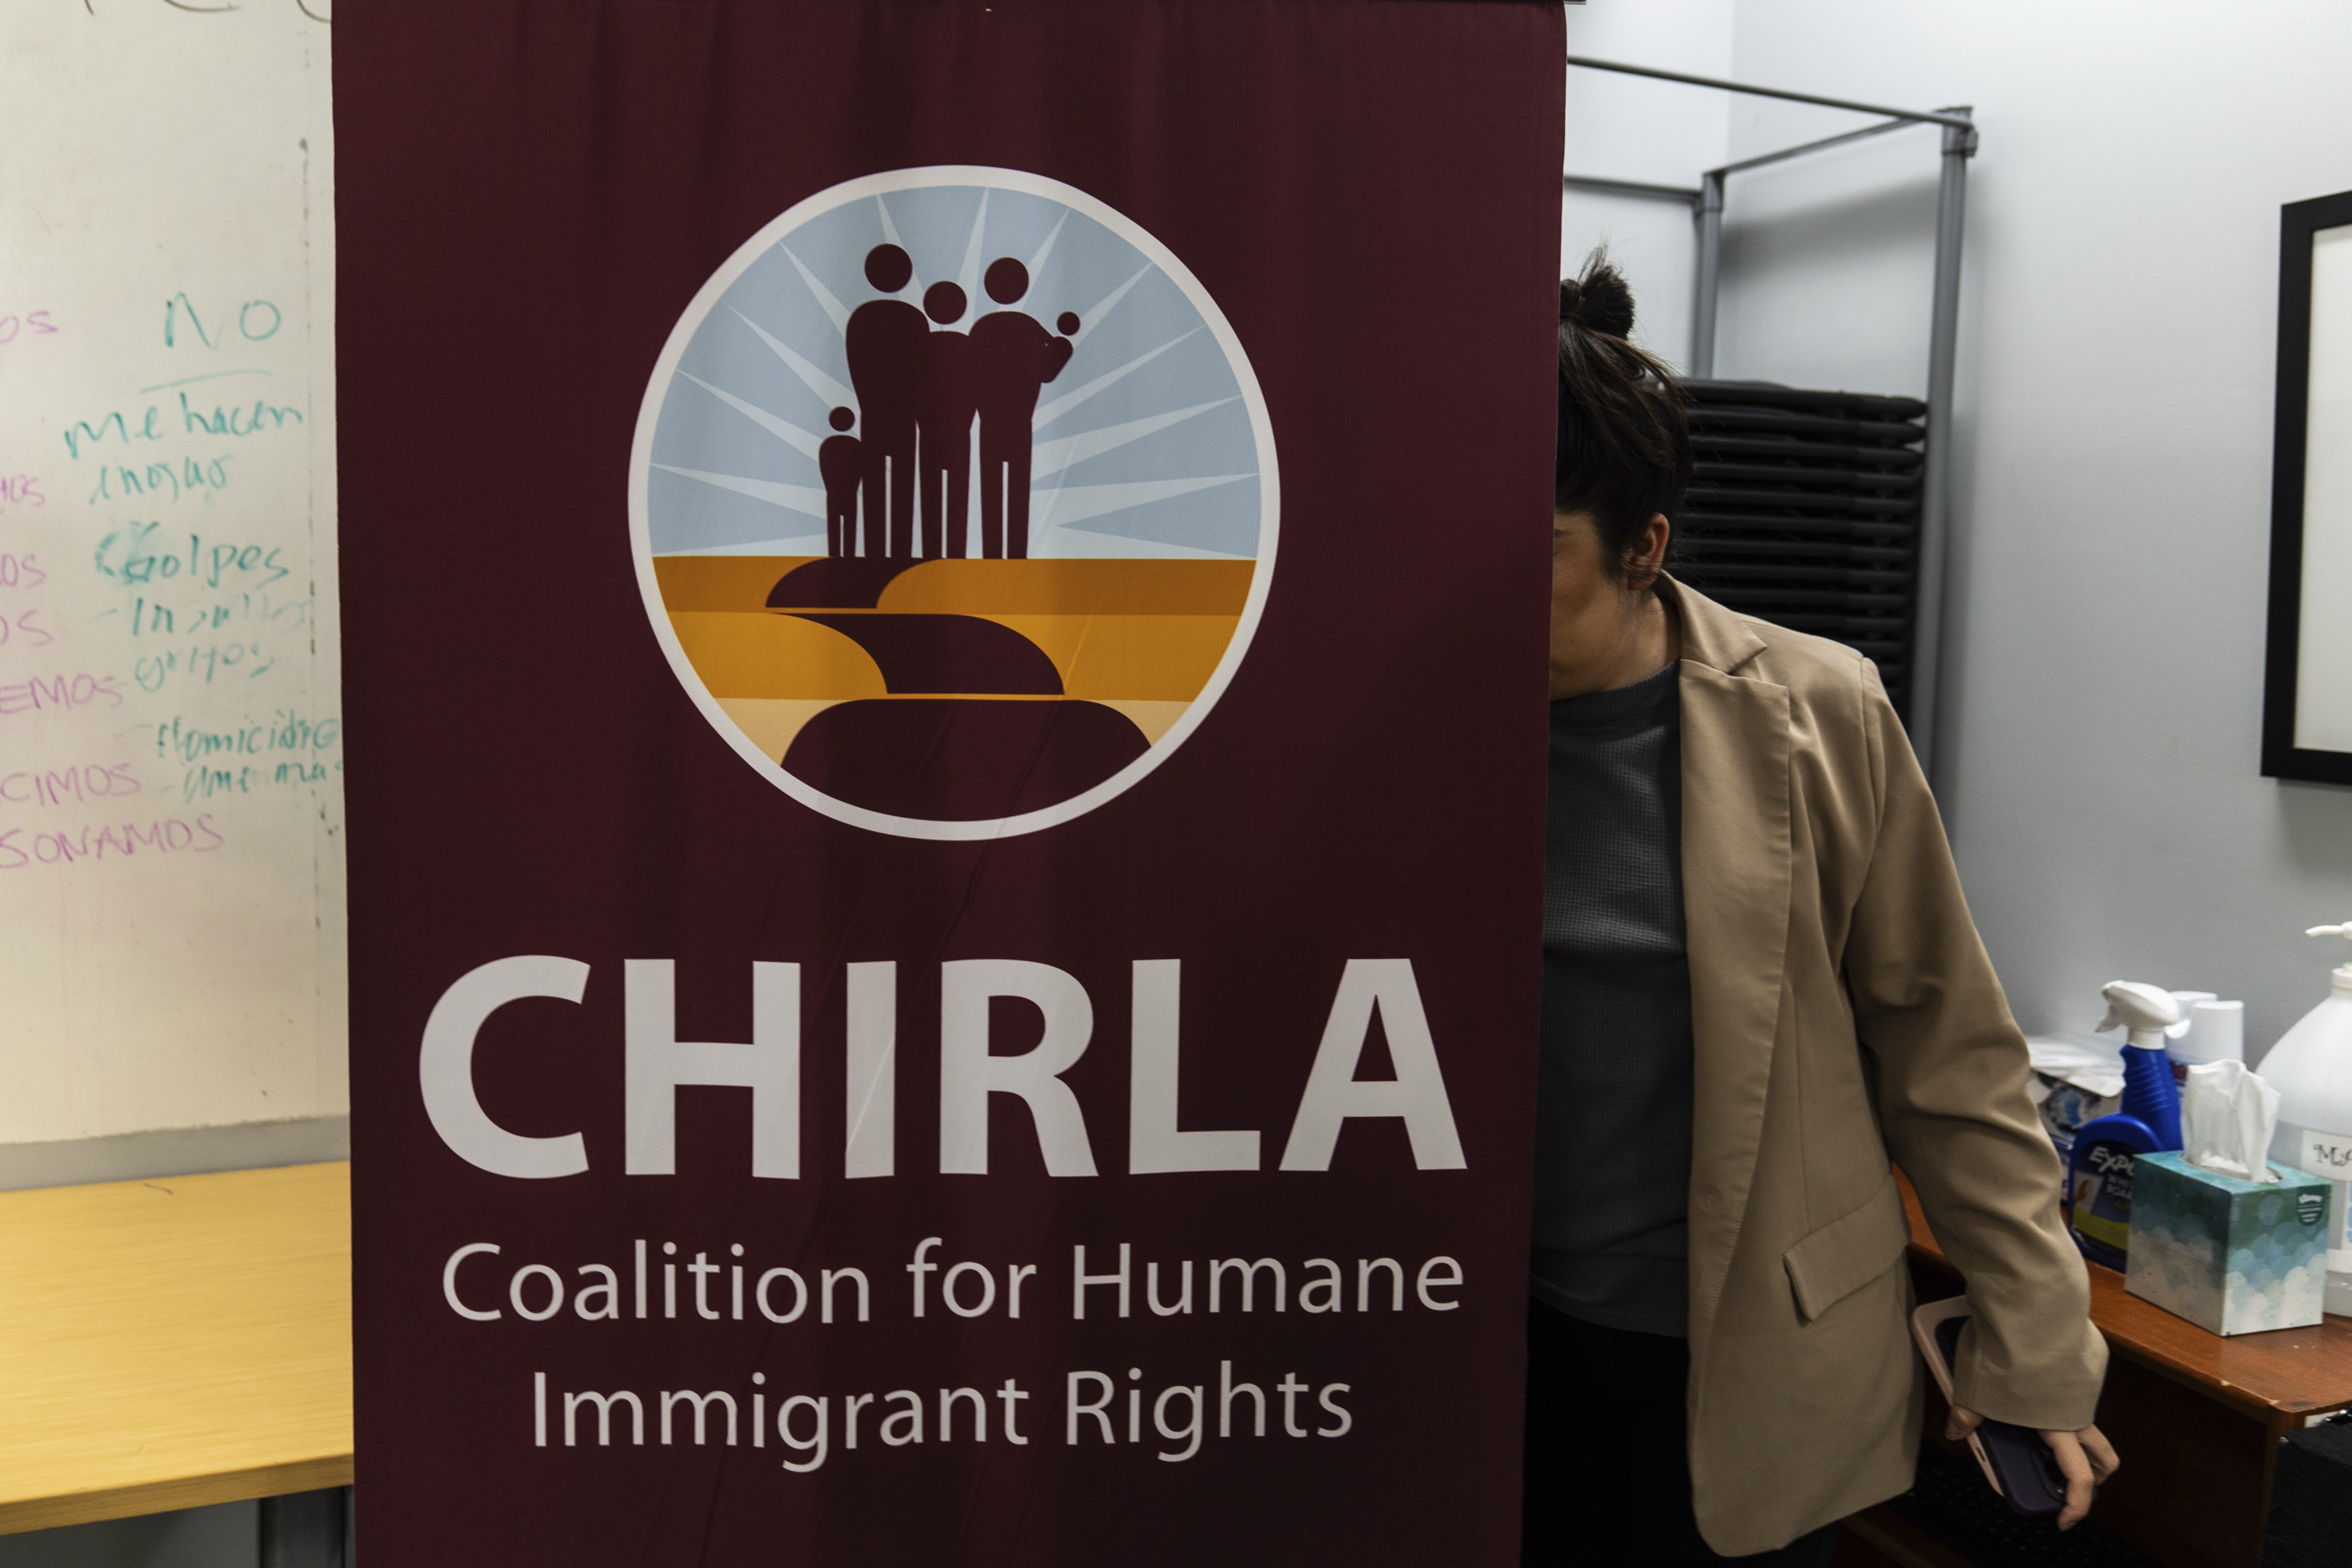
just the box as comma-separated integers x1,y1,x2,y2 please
0,1504,253,1568
0,1491,346,1568
1562,0,1734,372
1577,0,2352,1056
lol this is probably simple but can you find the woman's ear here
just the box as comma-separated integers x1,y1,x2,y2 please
1642,512,1671,565
1622,512,1671,591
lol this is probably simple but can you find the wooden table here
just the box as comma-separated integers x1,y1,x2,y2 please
1895,1171,2352,1568
0,1162,352,1534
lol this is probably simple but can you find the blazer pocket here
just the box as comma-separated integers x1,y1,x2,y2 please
1783,1172,1912,1323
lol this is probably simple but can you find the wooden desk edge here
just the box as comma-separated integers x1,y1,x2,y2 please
0,1454,353,1538
1895,1170,2352,1429
0,1161,354,1537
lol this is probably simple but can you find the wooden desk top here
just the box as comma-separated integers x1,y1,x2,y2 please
1899,1170,2352,1426
0,1161,352,1535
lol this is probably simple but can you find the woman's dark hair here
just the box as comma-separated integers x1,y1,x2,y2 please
1556,252,1692,592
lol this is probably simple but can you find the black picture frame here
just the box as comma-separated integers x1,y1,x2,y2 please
2264,189,2352,784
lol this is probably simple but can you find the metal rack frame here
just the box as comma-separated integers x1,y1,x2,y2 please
1562,55,1978,773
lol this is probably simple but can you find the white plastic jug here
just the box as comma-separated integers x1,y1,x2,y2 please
2263,925,2352,1316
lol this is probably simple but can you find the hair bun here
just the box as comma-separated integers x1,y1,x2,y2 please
1560,258,1637,341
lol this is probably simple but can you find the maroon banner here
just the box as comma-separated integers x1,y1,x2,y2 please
339,3,1565,1561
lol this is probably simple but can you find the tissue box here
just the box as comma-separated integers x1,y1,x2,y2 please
2125,1154,2330,1335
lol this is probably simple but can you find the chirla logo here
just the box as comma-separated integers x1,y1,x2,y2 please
629,167,1278,840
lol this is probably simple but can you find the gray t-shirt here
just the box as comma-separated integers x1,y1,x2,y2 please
1530,660,1693,1337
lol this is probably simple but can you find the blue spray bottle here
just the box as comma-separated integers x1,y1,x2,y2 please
2067,980,2184,1269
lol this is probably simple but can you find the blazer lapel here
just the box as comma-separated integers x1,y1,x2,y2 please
1670,583,1794,1354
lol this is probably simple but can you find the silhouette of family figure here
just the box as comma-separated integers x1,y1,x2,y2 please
826,244,1076,560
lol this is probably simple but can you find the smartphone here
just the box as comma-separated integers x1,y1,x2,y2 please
1909,1296,2074,1518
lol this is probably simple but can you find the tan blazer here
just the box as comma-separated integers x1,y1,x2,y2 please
1661,578,2106,1554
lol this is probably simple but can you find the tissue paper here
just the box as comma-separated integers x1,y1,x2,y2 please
2183,1060,2281,1182
2026,1035,2127,1099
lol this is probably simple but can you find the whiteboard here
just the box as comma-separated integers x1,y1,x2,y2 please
0,3,341,1145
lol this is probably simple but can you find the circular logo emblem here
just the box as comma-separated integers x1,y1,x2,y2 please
629,166,1278,840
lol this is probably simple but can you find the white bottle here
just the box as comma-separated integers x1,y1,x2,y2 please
2263,925,2352,1316
2165,991,2223,1085
2170,996,2246,1078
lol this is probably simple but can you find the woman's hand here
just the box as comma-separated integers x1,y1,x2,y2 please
1946,1406,2121,1530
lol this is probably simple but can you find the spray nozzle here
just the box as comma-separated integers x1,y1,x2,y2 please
2097,980,2183,1049
2304,924,2352,990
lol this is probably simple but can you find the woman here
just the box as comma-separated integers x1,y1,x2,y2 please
1522,258,2120,1564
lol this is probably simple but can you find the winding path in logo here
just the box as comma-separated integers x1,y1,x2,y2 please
652,553,1251,823
783,698,1148,821
765,557,917,610
789,613,1064,696
772,557,1146,818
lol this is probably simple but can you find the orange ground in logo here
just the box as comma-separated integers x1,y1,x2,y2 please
653,556,1255,763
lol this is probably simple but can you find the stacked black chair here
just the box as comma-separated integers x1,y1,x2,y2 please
2267,1413,2352,1568
1675,380,1929,722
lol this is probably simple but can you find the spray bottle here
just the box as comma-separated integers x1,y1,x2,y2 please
2066,981,2184,1269
2261,924,2352,1316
